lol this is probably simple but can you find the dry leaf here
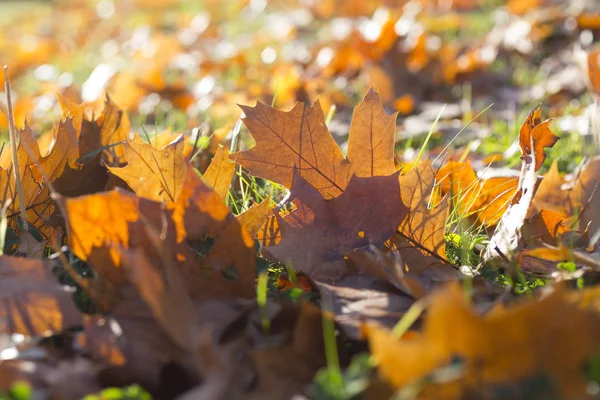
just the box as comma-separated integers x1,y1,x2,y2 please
203,146,235,201
484,107,559,264
317,274,414,339
108,133,187,202
231,100,351,198
265,169,407,281
364,282,600,398
346,87,397,178
518,106,559,172
236,198,272,237
0,256,81,336
394,160,456,279
64,166,256,298
436,161,519,226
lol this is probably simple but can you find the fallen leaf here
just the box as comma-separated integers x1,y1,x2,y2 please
265,169,407,281
364,282,600,398
346,87,398,178
394,160,456,278
347,247,426,299
524,209,570,245
436,161,519,226
16,230,47,258
532,160,578,217
64,166,256,298
0,256,81,336
518,106,559,172
316,274,414,339
484,107,559,264
0,119,80,237
574,156,600,248
107,133,187,202
94,95,130,166
231,100,351,198
202,146,235,201
121,247,201,352
168,167,257,297
236,198,272,237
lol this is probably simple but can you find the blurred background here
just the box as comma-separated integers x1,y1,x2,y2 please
1,0,600,173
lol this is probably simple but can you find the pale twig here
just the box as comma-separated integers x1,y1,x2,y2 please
3,66,28,231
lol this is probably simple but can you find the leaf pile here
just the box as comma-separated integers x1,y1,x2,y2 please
1,0,600,399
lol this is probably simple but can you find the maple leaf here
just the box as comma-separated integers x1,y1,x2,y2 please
0,256,82,336
346,87,398,177
80,288,200,390
63,165,256,298
532,160,578,217
107,133,187,202
236,198,272,237
120,246,201,352
394,160,456,277
364,282,600,399
518,106,559,172
436,160,518,227
524,209,570,245
573,156,600,249
0,118,80,237
232,88,399,199
231,99,351,198
202,146,235,201
265,169,408,281
484,107,559,264
93,95,131,166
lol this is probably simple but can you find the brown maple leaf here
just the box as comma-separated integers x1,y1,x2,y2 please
231,99,351,198
0,256,82,336
518,106,559,172
202,146,235,201
231,87,396,198
264,169,408,281
346,87,398,177
436,160,519,227
394,160,456,278
63,164,256,299
484,107,559,264
107,133,187,202
0,118,80,238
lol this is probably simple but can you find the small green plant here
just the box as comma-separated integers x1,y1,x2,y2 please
308,354,373,400
82,385,151,400
0,381,33,400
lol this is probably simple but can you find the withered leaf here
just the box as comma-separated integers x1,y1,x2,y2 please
64,165,256,298
121,247,201,351
236,198,272,237
231,100,351,198
436,160,518,227
484,107,559,264
0,256,81,336
532,160,578,217
94,94,131,166
364,283,600,399
394,160,456,278
203,146,236,201
347,87,397,177
316,274,414,339
574,156,600,249
107,133,187,202
518,106,559,172
265,169,407,281
0,119,79,237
